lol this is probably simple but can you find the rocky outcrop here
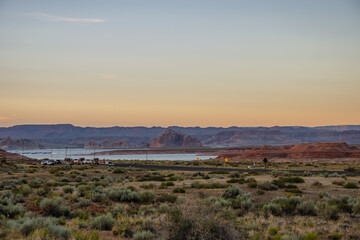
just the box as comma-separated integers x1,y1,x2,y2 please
150,129,203,148
0,137,39,150
217,142,360,159
84,140,131,149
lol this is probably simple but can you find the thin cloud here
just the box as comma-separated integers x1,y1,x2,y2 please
27,12,106,23
0,117,8,120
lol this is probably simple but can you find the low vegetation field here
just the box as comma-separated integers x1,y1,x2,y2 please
0,159,360,239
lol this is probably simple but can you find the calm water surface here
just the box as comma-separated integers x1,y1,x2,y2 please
8,148,216,161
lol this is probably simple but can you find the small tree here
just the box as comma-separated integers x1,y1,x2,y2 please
263,158,268,171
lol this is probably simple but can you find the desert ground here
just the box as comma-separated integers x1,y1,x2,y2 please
1,154,360,240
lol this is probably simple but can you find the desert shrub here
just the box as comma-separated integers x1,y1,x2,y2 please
328,233,343,240
139,205,157,216
63,185,74,194
304,232,318,240
159,181,175,189
258,181,278,191
7,215,71,239
311,181,323,188
140,184,156,189
268,227,278,235
296,201,317,216
90,213,115,230
227,178,245,184
247,182,257,188
191,181,228,189
29,178,45,188
111,204,126,217
264,196,303,216
58,177,70,183
344,182,358,189
113,169,125,174
173,187,186,193
20,185,32,196
138,175,166,182
156,194,177,203
139,191,156,203
332,180,345,186
159,203,170,213
75,197,91,208
0,202,26,218
319,192,330,199
162,200,241,240
222,186,242,199
92,192,107,202
231,193,253,213
214,198,231,207
76,184,94,197
133,230,155,240
108,187,139,202
284,176,305,183
112,217,132,237
72,231,100,240
324,204,340,220
39,198,70,217
353,198,360,214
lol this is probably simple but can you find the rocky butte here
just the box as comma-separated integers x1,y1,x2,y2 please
150,129,203,148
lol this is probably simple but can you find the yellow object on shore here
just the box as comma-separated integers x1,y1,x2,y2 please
225,158,228,162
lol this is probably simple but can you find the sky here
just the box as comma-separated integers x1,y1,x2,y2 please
0,0,359,127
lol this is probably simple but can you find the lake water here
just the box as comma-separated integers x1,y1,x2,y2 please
8,148,216,161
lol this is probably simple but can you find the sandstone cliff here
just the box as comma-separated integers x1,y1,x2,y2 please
0,137,39,150
218,142,360,159
150,129,203,148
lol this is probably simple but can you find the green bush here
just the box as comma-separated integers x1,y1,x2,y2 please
72,231,100,240
258,181,278,191
133,230,155,240
173,187,186,193
139,191,156,203
159,181,175,189
284,176,305,183
0,202,26,218
90,213,115,230
108,187,139,202
75,197,91,208
7,215,71,239
157,194,177,203
20,185,32,196
344,182,358,189
328,233,343,240
39,198,70,217
296,201,317,216
222,186,242,199
63,185,74,194
304,232,318,240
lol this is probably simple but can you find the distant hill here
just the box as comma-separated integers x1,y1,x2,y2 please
0,124,359,148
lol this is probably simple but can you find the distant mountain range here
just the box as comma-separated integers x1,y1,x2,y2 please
0,124,360,149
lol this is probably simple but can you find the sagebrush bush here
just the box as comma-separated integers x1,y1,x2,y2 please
63,185,74,194
344,182,358,189
162,200,241,240
90,213,115,230
222,186,242,199
75,197,91,208
108,187,139,202
258,181,278,191
139,191,156,203
173,187,186,193
39,198,70,217
7,215,71,239
296,201,317,216
133,230,155,240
